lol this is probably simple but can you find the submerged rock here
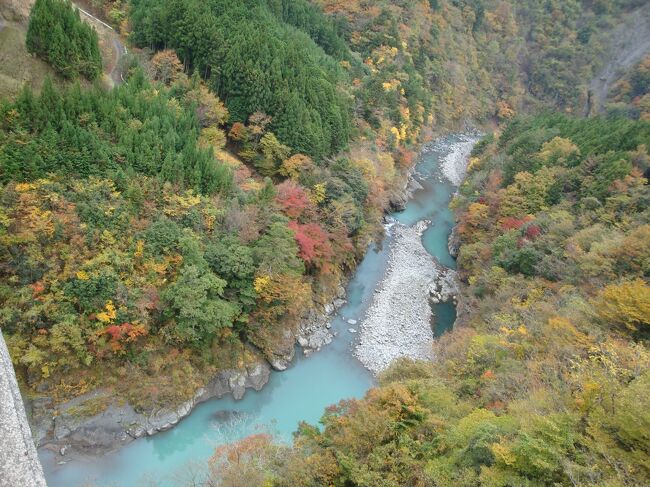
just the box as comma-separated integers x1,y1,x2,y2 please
211,409,244,423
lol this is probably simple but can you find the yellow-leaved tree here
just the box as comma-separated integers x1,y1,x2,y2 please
594,279,650,331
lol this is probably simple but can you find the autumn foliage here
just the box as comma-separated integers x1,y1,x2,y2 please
100,323,148,355
288,221,333,268
226,114,650,487
275,181,312,219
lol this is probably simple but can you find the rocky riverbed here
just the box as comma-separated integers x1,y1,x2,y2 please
355,220,457,374
355,131,478,375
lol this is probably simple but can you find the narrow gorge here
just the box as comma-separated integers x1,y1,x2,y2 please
40,135,476,487
2,1,648,485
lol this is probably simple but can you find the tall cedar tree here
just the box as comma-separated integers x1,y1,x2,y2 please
27,0,102,80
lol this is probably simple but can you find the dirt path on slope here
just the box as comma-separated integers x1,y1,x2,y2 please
585,7,650,116
73,3,127,87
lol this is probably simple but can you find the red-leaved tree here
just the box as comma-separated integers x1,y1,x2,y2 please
288,221,333,268
275,181,312,219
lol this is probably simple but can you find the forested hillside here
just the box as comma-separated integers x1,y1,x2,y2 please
0,68,385,408
27,0,102,80
129,0,352,159
128,0,637,153
2,0,418,412
205,114,650,486
1,0,648,460
607,54,650,119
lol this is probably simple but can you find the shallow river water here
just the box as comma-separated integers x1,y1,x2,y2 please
41,134,472,487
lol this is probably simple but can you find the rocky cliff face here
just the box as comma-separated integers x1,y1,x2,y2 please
33,359,271,460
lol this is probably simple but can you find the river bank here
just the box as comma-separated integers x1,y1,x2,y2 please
32,143,419,463
33,283,351,462
40,132,475,487
33,358,271,461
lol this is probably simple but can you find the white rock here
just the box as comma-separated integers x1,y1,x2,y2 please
348,328,357,333
354,222,440,374
439,134,481,186
347,319,357,325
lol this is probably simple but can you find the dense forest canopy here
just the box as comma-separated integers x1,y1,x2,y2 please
0,0,648,482
0,73,232,194
27,0,102,80
205,114,650,487
130,0,352,159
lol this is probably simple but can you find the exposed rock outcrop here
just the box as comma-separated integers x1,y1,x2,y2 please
296,283,347,357
429,267,459,304
266,328,296,371
448,224,461,259
390,168,423,211
35,359,270,459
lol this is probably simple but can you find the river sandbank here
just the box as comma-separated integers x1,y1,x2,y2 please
354,133,479,375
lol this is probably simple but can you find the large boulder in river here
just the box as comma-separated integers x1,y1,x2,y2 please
448,225,461,259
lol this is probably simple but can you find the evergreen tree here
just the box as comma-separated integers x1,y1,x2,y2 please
26,0,102,80
130,0,352,159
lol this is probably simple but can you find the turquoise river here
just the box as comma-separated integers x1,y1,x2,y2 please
40,134,470,487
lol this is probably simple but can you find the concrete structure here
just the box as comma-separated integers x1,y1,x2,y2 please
0,332,47,487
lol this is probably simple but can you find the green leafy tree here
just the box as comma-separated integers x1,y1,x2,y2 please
162,264,239,345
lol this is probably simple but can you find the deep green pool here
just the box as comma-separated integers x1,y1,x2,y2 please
40,134,471,487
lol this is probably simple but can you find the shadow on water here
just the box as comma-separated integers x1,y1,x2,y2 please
431,302,457,338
